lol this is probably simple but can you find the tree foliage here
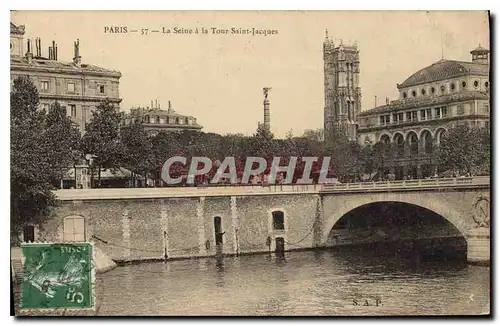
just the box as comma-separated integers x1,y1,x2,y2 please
11,77,79,243
82,99,123,187
120,116,153,186
436,123,490,176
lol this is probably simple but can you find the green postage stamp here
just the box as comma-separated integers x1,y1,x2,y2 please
21,243,94,310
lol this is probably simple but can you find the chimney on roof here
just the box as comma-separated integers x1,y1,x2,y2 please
73,39,81,65
26,39,33,63
49,46,53,60
52,41,57,61
168,101,173,114
151,100,154,109
34,37,40,57
386,97,389,105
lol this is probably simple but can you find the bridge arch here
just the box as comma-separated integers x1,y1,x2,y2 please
322,194,469,243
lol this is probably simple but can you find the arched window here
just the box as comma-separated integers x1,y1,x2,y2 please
380,134,391,155
175,117,180,124
421,130,433,154
63,216,85,242
272,211,285,230
394,133,405,157
407,132,419,156
435,128,447,147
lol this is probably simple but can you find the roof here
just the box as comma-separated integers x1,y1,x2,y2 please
359,91,490,116
131,108,197,119
10,56,121,77
63,167,131,180
10,22,25,35
470,45,490,54
398,59,489,89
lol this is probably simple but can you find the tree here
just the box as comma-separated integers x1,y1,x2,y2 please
81,99,123,187
436,123,490,176
248,123,275,160
324,129,362,182
11,77,77,243
302,129,324,142
150,131,185,185
43,101,82,187
120,117,153,187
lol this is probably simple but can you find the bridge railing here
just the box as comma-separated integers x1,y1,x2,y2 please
321,176,489,192
196,184,320,192
54,176,489,200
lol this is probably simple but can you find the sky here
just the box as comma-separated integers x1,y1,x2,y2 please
11,11,490,138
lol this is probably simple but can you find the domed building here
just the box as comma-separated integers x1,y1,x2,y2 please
357,45,490,180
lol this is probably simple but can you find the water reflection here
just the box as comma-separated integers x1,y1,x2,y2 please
215,254,225,287
97,249,489,316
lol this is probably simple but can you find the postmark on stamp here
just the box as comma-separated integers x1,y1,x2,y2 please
21,243,94,310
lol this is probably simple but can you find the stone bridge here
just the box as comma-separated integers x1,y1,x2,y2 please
31,177,489,265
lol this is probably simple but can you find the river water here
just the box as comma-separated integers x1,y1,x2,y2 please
95,249,490,316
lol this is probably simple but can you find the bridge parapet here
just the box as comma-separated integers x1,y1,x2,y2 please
54,184,322,201
322,176,489,193
53,177,489,201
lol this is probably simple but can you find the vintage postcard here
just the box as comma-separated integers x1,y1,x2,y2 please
10,10,490,316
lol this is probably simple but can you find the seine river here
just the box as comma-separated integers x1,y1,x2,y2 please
95,249,490,316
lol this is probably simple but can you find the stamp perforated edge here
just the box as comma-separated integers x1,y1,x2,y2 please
18,241,97,314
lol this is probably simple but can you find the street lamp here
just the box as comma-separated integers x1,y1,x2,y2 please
85,154,97,188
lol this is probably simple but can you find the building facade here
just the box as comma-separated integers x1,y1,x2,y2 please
323,31,362,141
122,101,203,136
10,22,122,132
357,46,490,180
